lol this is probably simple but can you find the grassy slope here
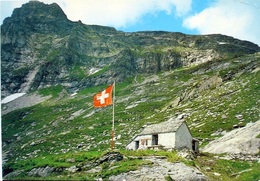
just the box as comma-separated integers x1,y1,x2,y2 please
2,53,260,180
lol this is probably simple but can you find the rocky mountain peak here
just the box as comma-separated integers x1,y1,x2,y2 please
4,1,67,23
1,1,260,98
1,1,71,43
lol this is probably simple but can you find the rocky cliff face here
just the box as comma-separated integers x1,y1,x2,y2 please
1,1,260,97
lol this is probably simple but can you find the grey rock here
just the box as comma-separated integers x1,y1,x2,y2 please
109,157,208,181
66,165,79,173
4,170,23,179
202,120,260,155
28,166,55,177
235,114,243,120
66,158,76,163
2,1,259,97
86,166,102,173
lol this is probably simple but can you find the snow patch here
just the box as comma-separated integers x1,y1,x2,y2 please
218,42,228,45
89,68,101,75
70,92,78,97
1,93,26,104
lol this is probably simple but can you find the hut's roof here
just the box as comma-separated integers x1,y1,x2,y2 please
139,118,185,135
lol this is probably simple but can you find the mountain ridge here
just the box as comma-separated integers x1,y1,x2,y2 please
1,1,259,98
1,1,260,180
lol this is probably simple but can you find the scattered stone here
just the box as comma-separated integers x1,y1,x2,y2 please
86,166,102,173
30,142,36,146
213,172,221,176
95,178,103,181
177,149,195,160
220,154,260,162
211,129,226,136
171,97,181,108
205,167,211,171
109,157,208,181
28,166,55,177
221,115,227,119
98,152,123,164
4,170,23,179
66,158,75,163
177,113,187,120
66,165,79,173
235,114,243,120
77,143,85,148
116,134,121,140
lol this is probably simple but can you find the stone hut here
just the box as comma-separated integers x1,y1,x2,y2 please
126,118,199,152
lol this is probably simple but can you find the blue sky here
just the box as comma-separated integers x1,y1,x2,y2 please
1,0,260,45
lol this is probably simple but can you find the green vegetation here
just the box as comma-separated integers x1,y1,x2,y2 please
88,65,110,78
3,150,259,180
98,158,152,179
38,85,64,97
69,65,86,79
195,153,260,181
2,150,182,180
45,50,60,62
2,2,260,180
13,67,30,77
2,53,260,180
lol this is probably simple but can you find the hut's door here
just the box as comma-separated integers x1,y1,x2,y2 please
135,141,139,150
152,134,158,145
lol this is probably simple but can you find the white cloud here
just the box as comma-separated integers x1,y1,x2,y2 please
1,0,192,29
52,0,192,28
183,0,260,45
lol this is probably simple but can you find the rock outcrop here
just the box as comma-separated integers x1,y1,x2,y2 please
109,156,208,181
202,120,260,155
1,1,260,97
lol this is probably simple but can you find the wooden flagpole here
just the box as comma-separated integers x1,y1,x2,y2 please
111,80,115,151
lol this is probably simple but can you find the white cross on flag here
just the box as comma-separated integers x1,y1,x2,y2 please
93,84,113,108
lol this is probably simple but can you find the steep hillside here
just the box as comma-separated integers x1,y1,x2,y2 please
2,52,260,180
1,1,259,97
1,1,260,180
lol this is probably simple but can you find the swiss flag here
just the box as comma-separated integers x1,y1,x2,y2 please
93,84,113,108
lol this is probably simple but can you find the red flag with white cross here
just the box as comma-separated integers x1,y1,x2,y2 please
93,84,113,108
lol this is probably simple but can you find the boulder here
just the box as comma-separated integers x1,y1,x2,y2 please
109,156,208,181
202,120,260,155
28,166,55,177
66,165,79,173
